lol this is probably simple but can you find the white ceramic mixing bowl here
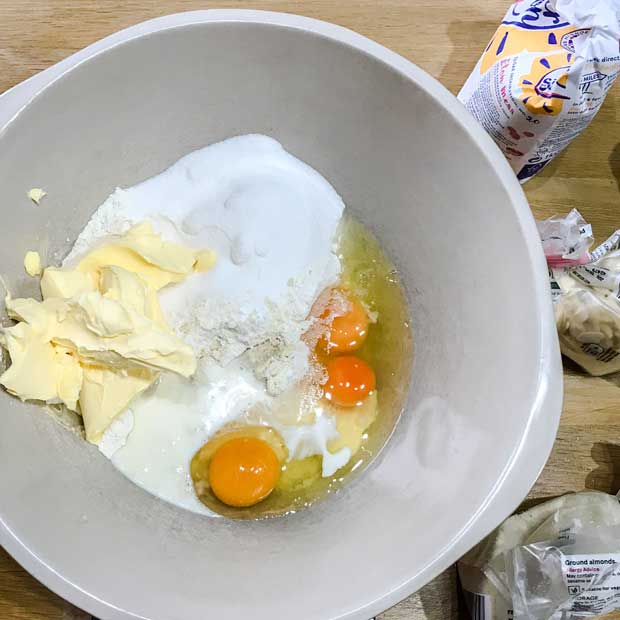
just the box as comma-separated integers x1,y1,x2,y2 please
0,11,562,620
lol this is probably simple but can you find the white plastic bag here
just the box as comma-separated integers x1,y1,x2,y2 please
459,0,620,182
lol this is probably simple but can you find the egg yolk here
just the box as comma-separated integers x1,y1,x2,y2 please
208,437,281,508
323,355,376,407
320,292,369,354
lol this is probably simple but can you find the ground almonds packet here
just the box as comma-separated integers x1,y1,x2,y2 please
459,491,620,620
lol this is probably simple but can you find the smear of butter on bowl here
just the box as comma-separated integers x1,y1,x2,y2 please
27,188,47,205
23,251,43,277
0,222,215,444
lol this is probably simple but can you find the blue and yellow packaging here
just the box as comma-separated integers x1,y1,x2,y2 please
459,0,620,181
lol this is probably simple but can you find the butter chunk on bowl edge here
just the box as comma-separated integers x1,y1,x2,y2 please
0,11,562,620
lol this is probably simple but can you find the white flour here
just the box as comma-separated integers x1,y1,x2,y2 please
67,135,345,395
66,189,136,260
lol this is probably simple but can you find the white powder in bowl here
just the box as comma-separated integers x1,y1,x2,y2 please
82,135,354,511
69,134,345,395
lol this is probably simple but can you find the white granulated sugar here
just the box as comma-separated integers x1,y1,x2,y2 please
79,135,348,514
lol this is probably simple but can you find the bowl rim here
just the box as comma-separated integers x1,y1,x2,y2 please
0,9,563,620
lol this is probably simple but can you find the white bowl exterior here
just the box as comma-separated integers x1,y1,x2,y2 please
0,11,562,620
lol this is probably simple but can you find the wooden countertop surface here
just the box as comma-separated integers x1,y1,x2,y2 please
1,1,619,618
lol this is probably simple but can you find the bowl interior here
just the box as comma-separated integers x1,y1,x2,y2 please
0,18,552,620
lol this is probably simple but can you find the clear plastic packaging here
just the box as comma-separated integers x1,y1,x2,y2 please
459,0,620,182
540,211,620,376
459,491,620,620
537,209,593,268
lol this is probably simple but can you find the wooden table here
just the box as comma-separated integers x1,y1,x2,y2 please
1,1,619,618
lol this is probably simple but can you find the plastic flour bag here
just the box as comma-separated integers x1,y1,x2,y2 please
458,0,620,182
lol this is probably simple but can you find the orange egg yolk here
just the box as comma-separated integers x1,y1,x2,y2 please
320,293,369,354
208,437,281,508
323,355,376,407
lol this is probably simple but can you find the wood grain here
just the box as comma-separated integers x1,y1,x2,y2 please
0,547,89,620
1,2,620,619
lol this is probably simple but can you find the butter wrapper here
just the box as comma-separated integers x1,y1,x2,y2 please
459,0,620,182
